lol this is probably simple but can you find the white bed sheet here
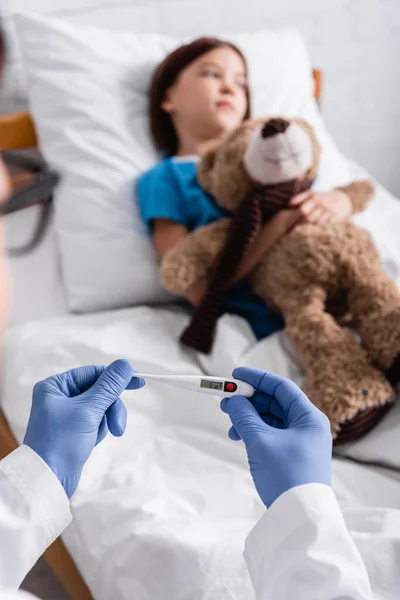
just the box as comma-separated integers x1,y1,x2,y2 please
1,164,400,598
1,307,400,598
0,305,400,599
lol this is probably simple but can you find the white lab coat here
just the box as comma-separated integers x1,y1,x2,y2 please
0,446,372,600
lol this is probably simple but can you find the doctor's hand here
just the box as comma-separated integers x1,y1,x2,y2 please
24,360,145,499
220,367,332,508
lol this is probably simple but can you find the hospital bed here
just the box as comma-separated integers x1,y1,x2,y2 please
1,4,400,600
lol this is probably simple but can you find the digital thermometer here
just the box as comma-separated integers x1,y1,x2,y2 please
132,373,255,398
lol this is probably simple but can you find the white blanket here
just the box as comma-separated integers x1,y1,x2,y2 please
1,305,400,599
1,178,400,599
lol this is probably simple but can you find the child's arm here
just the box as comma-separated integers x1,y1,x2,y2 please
154,218,226,306
154,209,303,308
233,208,303,283
152,218,188,257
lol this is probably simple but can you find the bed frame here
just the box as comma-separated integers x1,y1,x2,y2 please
0,69,323,600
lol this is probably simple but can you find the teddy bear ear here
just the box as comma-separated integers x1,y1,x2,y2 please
293,118,313,135
293,118,321,179
293,118,318,146
197,141,221,192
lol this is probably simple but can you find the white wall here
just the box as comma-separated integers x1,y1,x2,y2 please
2,0,400,195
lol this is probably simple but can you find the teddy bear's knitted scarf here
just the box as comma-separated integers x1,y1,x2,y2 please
180,176,312,354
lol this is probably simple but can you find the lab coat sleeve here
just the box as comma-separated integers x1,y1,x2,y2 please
244,483,372,600
0,445,72,589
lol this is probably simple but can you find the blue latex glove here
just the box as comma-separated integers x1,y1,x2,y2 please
220,367,332,508
24,359,145,498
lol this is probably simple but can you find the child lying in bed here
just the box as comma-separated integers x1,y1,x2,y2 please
0,26,380,600
136,37,353,340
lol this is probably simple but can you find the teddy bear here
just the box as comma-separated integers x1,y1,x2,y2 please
160,117,400,442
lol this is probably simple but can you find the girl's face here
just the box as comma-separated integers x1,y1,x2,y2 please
162,45,249,144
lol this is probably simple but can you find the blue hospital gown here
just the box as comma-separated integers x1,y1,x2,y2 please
136,156,284,340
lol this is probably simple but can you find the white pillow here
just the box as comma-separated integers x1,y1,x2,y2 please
14,11,353,312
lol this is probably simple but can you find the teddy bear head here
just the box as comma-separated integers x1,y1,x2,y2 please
197,116,320,212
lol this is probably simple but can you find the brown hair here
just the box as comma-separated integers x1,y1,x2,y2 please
149,37,251,156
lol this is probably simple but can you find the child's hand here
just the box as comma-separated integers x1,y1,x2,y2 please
290,190,352,224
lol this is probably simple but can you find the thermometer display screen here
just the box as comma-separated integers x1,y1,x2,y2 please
200,379,223,391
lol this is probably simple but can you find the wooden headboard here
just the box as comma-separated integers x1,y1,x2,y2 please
0,69,323,152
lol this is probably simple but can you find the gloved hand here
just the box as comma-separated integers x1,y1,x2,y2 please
221,367,332,508
24,359,145,498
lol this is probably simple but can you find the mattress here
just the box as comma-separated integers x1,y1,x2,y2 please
1,166,400,598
